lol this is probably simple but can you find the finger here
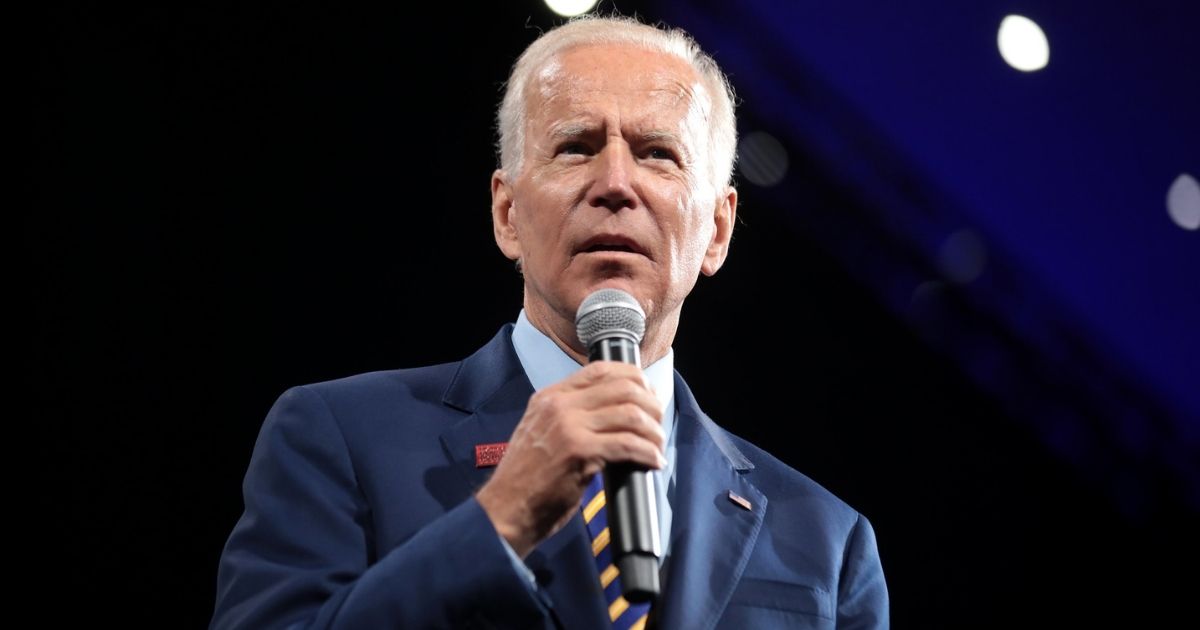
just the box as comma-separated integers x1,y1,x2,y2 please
569,377,662,422
570,361,649,390
584,402,665,450
587,431,667,470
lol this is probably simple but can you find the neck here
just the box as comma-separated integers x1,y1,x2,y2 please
523,295,678,367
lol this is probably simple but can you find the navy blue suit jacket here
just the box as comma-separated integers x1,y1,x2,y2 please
211,325,889,629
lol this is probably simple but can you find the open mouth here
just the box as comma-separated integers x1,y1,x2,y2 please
578,235,647,257
582,243,638,254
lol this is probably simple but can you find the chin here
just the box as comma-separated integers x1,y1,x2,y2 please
575,279,654,315
581,274,641,296
557,259,656,313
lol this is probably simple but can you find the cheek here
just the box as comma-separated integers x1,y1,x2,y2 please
515,185,569,244
667,196,714,272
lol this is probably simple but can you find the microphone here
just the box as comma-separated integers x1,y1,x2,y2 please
575,288,661,603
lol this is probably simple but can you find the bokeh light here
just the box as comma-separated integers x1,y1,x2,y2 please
998,15,1050,72
545,0,598,18
1166,173,1200,231
737,131,790,187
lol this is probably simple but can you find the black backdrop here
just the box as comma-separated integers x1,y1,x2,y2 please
30,2,1194,626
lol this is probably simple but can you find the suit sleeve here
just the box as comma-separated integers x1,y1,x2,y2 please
835,513,890,629
210,386,550,630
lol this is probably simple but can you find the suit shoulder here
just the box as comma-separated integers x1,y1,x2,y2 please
290,360,462,412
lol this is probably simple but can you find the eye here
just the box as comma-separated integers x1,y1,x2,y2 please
646,147,678,162
558,142,591,156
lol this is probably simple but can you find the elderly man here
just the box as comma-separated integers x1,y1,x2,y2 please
211,15,888,630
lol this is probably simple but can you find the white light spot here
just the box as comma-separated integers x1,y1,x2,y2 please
1167,173,1200,231
939,228,988,284
737,131,789,187
544,0,598,17
998,15,1050,72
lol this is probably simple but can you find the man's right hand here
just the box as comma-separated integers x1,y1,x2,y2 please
475,361,665,558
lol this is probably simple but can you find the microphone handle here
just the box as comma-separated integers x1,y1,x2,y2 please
589,337,661,603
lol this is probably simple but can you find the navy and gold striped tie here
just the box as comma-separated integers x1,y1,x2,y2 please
581,473,652,630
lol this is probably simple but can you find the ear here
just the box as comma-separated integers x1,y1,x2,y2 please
700,186,737,276
491,169,522,262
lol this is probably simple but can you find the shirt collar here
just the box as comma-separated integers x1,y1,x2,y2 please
511,309,675,422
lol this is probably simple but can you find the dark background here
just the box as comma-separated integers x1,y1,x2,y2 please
31,1,1197,626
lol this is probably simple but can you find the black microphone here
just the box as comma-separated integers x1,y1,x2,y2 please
575,288,660,603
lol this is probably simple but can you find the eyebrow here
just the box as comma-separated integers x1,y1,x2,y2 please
549,123,683,147
639,130,683,146
549,123,592,141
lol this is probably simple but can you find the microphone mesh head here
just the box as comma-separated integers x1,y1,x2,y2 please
575,289,646,348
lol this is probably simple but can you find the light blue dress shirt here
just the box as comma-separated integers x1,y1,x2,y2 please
498,310,678,585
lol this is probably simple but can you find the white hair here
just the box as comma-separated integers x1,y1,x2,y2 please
496,15,738,190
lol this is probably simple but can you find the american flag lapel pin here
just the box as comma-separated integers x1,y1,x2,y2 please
727,490,752,511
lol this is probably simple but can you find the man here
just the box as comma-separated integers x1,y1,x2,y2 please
211,15,888,630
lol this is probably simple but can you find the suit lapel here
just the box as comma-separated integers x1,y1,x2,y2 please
656,373,766,630
438,352,531,493
437,325,609,630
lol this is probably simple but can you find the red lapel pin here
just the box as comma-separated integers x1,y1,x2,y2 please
475,442,508,468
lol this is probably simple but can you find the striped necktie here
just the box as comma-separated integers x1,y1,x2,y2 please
581,473,652,630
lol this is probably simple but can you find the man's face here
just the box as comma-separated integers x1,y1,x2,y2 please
492,43,736,340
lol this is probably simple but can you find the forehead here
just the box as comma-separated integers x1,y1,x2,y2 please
526,43,706,130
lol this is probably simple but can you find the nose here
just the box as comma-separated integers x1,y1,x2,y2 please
586,143,638,212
